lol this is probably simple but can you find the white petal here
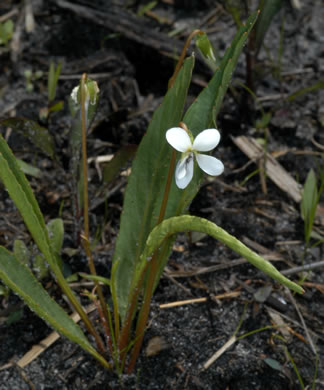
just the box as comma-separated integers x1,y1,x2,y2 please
196,153,224,176
71,86,79,104
193,129,220,152
176,157,188,179
175,155,194,189
166,128,192,152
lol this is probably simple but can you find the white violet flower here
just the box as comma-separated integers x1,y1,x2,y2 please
166,127,224,189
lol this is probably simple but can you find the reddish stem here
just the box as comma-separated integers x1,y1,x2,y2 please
80,74,113,354
117,262,149,362
127,151,177,373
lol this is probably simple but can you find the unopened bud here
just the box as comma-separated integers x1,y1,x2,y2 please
195,32,217,63
70,79,99,106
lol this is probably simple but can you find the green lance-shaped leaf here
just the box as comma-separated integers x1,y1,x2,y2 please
300,169,318,244
0,247,109,368
136,216,303,294
254,0,282,55
287,80,324,103
13,239,31,266
0,134,55,267
112,56,195,319
147,11,260,294
185,10,259,136
17,158,42,178
0,135,100,343
47,218,64,256
48,61,62,103
79,272,111,287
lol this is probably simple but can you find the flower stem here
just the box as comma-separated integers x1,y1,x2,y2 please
80,74,113,354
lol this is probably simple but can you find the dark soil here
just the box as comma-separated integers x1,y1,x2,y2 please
0,0,324,389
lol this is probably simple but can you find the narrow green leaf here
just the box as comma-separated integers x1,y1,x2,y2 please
79,272,111,287
48,62,62,102
13,239,31,266
0,247,108,367
17,159,42,178
137,215,303,294
33,254,49,280
301,169,318,243
264,358,283,371
287,80,324,102
0,135,103,341
113,56,195,319
194,10,259,130
0,118,55,159
47,218,64,255
48,100,64,114
0,134,54,265
0,137,62,281
254,0,282,55
301,169,317,220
